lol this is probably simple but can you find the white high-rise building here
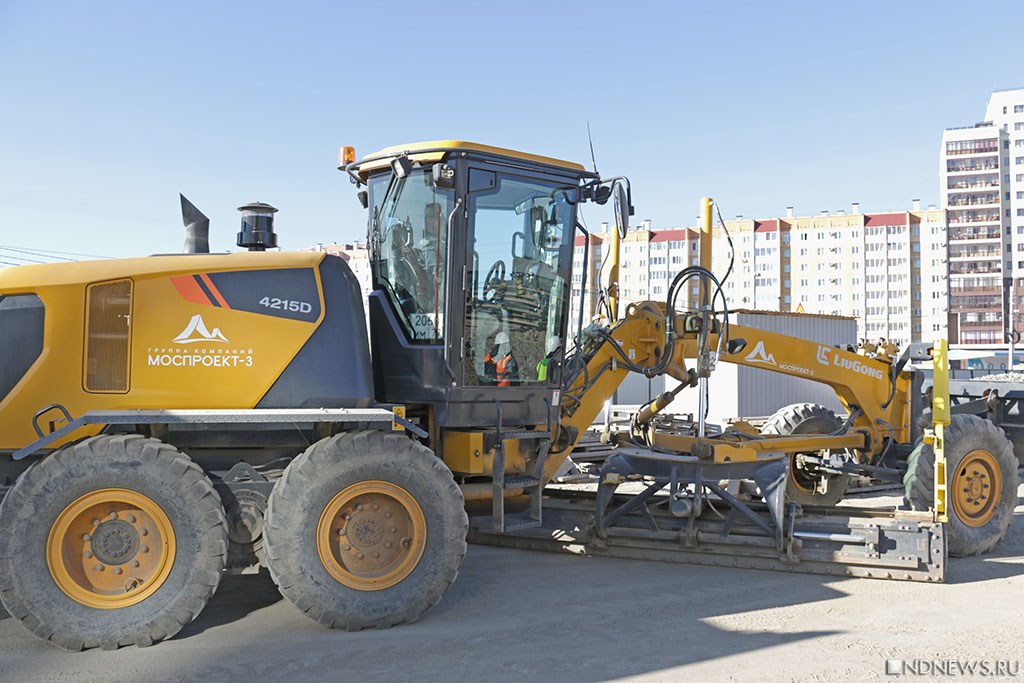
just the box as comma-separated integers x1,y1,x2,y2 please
941,87,1024,344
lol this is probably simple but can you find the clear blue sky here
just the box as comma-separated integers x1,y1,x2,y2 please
2,0,1022,260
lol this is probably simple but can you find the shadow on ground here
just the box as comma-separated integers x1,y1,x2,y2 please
175,569,282,640
947,502,1024,585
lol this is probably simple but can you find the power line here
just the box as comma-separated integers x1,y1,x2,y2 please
0,246,75,262
0,252,47,264
0,245,112,259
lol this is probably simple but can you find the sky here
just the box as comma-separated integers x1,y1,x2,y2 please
1,0,1023,261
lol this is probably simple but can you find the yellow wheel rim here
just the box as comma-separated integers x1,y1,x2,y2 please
316,481,426,592
47,489,176,609
789,454,818,496
952,450,1003,528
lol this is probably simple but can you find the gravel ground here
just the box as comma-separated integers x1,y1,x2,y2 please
1,488,1023,683
976,372,1024,383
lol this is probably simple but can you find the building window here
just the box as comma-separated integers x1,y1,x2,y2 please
1016,105,1024,113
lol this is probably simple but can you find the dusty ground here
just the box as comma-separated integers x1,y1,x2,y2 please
2,489,1023,682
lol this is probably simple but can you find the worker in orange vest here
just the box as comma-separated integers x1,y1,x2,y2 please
484,331,518,386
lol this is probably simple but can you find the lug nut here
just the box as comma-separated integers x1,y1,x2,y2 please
141,545,149,554
385,512,392,519
338,528,346,536
94,564,104,572
357,505,364,511
113,567,122,575
390,526,397,533
342,544,351,551
372,503,379,510
131,560,139,568
109,512,118,520
92,518,100,526
356,552,364,560
81,533,91,541
127,514,136,523
84,551,93,559
384,541,392,548
140,528,148,536
372,551,380,558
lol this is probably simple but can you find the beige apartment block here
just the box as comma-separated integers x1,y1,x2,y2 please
573,207,948,348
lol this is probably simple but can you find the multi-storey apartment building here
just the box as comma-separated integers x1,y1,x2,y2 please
941,87,1024,344
302,242,373,298
572,206,948,348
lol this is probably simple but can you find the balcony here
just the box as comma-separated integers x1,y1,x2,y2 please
947,195,1000,207
950,286,1003,296
950,262,1002,275
947,213,1001,226
947,228,1002,240
946,162,999,173
947,178,999,190
949,248,1002,259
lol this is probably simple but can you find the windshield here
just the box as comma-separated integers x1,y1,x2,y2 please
464,171,576,386
368,169,454,343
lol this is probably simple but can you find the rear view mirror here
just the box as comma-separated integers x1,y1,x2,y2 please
432,164,455,190
613,181,630,238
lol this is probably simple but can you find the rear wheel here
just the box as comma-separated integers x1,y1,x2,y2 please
762,403,852,507
0,435,228,650
263,431,467,630
904,414,1018,556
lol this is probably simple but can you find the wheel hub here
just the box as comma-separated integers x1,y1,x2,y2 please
348,512,385,547
90,519,140,566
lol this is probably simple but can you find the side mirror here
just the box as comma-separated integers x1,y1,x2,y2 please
432,163,455,190
613,181,630,239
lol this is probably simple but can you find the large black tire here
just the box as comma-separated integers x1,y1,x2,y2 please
904,414,1019,556
263,431,468,630
762,402,852,507
0,435,228,650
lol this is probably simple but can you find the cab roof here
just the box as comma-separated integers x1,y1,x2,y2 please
356,140,587,176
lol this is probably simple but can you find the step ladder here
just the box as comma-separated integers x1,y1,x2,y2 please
490,399,550,533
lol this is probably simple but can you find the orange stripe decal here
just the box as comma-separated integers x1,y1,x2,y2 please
171,275,212,306
199,273,231,309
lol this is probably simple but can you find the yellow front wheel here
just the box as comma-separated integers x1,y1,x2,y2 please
904,414,1019,556
264,431,468,631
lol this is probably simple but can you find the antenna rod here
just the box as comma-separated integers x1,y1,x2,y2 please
587,121,599,175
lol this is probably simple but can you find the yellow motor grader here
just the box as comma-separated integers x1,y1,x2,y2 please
0,141,1016,650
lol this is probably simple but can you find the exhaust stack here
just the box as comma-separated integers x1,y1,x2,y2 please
180,194,210,254
236,201,278,251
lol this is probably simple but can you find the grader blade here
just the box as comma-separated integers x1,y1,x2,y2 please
468,486,946,583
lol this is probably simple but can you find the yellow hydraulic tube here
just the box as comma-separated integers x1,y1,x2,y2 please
699,197,713,302
929,338,950,523
607,218,621,321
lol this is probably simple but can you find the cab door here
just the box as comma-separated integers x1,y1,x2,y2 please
444,162,577,427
